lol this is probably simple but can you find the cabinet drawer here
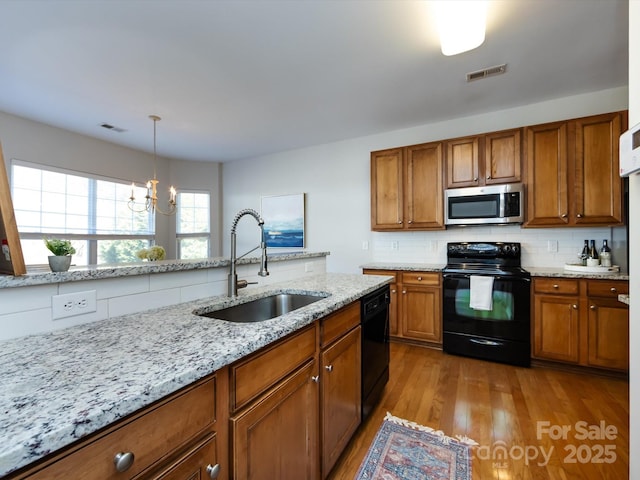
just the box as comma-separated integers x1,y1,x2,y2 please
26,377,216,480
321,302,360,347
401,272,440,286
363,269,397,283
534,278,579,295
587,280,629,298
231,325,316,412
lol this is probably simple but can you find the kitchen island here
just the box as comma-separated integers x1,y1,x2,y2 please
0,272,392,478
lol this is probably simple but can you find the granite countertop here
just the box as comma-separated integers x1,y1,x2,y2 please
525,266,629,281
0,251,330,289
360,262,629,281
0,272,392,477
360,262,445,272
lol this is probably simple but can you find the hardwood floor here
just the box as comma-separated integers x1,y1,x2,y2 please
328,342,629,480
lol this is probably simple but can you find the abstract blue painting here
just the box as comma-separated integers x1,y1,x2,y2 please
261,193,305,248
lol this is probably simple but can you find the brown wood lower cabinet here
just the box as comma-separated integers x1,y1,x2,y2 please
11,375,226,480
319,304,361,479
533,277,629,372
231,360,319,480
363,270,441,346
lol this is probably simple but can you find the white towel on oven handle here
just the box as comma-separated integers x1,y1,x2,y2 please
469,275,494,311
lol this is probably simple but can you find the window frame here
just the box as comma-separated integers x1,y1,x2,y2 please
10,159,156,266
176,189,211,260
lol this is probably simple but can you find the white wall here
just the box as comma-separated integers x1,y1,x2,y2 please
222,87,628,273
0,111,221,256
628,1,638,477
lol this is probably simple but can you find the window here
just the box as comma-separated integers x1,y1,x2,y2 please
11,161,155,266
176,191,210,259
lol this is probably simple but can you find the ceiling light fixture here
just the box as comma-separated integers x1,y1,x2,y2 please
128,115,177,216
433,0,487,56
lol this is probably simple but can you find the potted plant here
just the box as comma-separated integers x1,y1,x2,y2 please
44,238,76,272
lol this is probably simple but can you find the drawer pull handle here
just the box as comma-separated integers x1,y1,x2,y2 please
325,364,333,372
206,463,221,479
417,276,422,281
553,284,559,289
113,452,135,473
610,287,617,293
311,375,320,383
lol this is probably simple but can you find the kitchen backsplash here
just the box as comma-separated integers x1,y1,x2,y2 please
371,225,628,271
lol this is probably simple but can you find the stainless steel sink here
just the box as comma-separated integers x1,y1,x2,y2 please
195,293,327,323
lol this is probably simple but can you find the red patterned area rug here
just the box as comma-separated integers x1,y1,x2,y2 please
355,413,477,480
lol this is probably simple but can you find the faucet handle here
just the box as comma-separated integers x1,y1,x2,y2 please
236,279,257,290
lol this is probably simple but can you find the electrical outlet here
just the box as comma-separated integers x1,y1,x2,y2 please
304,262,314,273
362,241,369,250
52,290,97,320
547,240,558,253
391,241,399,250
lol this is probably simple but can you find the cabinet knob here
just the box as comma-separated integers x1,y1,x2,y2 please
391,289,396,294
590,305,597,310
206,464,221,479
397,220,402,224
325,364,333,372
610,287,617,293
311,375,320,383
408,220,413,224
553,284,559,289
113,452,135,473
402,290,406,294
473,177,478,182
561,214,568,218
486,175,491,180
577,213,583,218
417,276,422,281
572,304,578,309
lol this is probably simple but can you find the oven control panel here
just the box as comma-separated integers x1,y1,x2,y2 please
447,242,521,259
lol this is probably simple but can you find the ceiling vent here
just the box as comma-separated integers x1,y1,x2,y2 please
466,63,507,82
100,123,127,133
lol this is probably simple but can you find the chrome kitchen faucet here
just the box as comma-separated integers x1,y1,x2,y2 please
228,208,269,297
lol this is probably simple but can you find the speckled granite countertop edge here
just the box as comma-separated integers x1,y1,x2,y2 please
0,251,330,289
360,262,629,280
0,272,391,477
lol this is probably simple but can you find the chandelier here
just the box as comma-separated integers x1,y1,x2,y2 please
128,115,177,216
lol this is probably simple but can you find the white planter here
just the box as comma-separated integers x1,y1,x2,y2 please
48,255,72,272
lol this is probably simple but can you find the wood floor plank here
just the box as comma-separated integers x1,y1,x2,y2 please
327,342,629,480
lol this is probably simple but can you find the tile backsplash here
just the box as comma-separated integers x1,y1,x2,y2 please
371,225,628,270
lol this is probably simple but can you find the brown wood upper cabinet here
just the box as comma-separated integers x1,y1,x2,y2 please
371,142,444,231
524,111,626,227
446,128,522,188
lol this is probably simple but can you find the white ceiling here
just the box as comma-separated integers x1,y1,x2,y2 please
0,0,628,163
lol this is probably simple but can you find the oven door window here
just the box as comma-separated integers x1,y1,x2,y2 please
448,193,500,219
454,289,514,321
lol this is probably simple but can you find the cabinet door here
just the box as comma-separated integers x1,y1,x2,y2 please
151,433,219,480
573,112,625,226
524,121,569,226
446,136,480,188
320,327,361,478
484,129,521,184
371,149,404,230
405,142,445,229
587,297,629,371
533,295,579,363
231,360,319,480
400,285,441,343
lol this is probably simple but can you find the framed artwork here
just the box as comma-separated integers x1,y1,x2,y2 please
261,193,305,249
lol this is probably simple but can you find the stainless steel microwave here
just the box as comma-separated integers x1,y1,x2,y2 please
444,183,524,226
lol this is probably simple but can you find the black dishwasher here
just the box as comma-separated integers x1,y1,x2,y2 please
360,285,390,421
